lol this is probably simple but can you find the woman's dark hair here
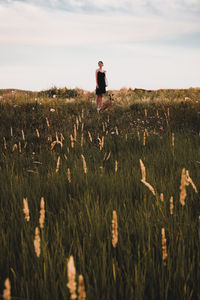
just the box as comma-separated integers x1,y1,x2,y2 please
98,61,103,64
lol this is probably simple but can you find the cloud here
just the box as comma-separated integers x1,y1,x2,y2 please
0,1,199,47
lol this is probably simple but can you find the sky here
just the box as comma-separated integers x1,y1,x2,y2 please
0,0,200,91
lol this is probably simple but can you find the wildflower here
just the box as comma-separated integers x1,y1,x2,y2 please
23,197,30,222
112,210,118,248
78,275,86,300
34,227,41,257
3,278,11,300
50,108,55,112
67,256,77,300
39,197,45,229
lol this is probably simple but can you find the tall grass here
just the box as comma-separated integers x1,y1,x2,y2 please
0,89,200,299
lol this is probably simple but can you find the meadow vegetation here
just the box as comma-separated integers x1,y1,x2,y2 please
0,87,200,300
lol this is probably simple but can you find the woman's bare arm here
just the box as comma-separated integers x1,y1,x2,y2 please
95,70,99,88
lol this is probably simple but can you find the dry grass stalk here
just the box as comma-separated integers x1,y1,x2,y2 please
81,123,84,132
143,131,146,146
112,210,118,248
81,108,84,118
60,133,65,143
34,227,41,257
46,117,50,128
36,128,40,138
172,133,174,147
3,137,7,149
23,197,30,222
21,129,25,141
139,159,146,181
144,108,147,117
56,156,61,173
115,126,119,135
125,133,128,141
56,132,59,142
39,197,45,229
68,168,71,183
74,124,77,142
67,256,77,300
161,228,167,263
185,170,198,193
70,135,74,148
88,131,92,142
106,152,111,161
81,154,87,174
10,127,13,137
167,108,170,117
170,196,174,215
78,275,86,300
18,141,22,153
179,168,187,206
3,278,11,300
141,179,156,196
115,160,118,173
102,122,105,132
12,144,17,152
160,193,164,202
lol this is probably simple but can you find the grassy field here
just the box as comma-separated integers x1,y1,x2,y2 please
0,87,200,300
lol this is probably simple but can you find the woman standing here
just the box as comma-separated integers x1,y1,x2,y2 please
95,61,107,113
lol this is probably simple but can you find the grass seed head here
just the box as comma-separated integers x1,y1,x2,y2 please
3,278,11,300
161,228,167,263
39,197,45,229
67,256,77,300
139,159,146,181
179,168,187,206
78,275,86,300
112,210,118,248
81,154,87,174
34,227,41,257
170,196,174,215
68,168,71,183
56,156,61,173
23,197,30,222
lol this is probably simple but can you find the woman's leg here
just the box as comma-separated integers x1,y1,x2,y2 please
96,95,101,112
99,95,103,109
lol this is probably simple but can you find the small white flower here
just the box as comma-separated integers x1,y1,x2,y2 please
50,108,55,112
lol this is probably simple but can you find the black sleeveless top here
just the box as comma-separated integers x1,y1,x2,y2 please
96,71,106,95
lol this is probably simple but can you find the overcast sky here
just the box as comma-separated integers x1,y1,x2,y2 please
0,0,200,91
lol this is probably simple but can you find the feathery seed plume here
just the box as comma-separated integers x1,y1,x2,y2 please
139,159,146,181
3,278,11,300
3,137,7,149
170,196,174,215
88,131,92,142
39,197,45,229
115,160,118,173
21,129,25,141
81,154,87,174
78,275,86,300
112,210,118,248
23,197,30,222
68,168,71,183
34,227,41,257
141,179,156,196
179,168,187,206
67,256,77,300
46,117,50,128
185,170,198,193
36,129,40,138
161,228,167,263
160,193,164,202
56,156,61,173
70,135,74,148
